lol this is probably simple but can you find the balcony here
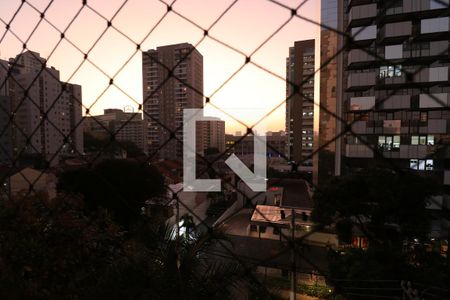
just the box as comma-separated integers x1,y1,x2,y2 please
380,0,449,23
348,0,373,8
347,49,376,67
418,17,450,41
349,96,376,111
404,0,449,12
352,121,367,134
419,93,450,108
377,75,410,89
401,41,449,65
345,144,374,158
351,24,377,39
399,145,428,159
414,66,449,84
427,119,447,134
381,95,411,109
379,21,412,44
348,3,377,27
347,71,376,91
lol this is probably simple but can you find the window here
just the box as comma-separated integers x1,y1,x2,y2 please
426,160,434,170
259,226,266,233
250,225,257,232
419,136,427,145
378,135,400,151
411,135,434,145
410,159,418,169
420,112,428,122
379,65,402,78
410,159,434,171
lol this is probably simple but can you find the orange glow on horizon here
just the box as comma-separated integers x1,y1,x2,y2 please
0,0,320,134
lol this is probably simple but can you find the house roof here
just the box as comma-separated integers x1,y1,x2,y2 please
268,178,313,209
251,204,312,227
208,234,329,274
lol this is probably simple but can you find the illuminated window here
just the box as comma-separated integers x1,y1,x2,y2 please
410,159,418,169
379,65,402,78
410,159,434,171
378,135,400,151
411,135,434,145
419,136,427,145
426,159,434,170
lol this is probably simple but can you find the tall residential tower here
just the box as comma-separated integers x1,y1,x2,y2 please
343,0,449,186
0,51,83,166
142,43,203,161
286,40,316,169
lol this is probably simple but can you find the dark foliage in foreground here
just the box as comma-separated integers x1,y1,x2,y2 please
58,159,165,227
313,168,450,294
0,193,273,299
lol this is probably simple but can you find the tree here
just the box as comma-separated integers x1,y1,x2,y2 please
0,193,124,299
84,132,144,158
58,159,165,227
95,224,262,300
312,168,449,294
312,168,439,246
0,193,273,299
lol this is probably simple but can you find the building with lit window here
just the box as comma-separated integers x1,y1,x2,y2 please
0,52,83,166
142,43,203,161
337,0,450,237
342,0,449,184
286,40,316,169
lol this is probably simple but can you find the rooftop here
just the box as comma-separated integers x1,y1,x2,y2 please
251,205,313,227
268,178,313,209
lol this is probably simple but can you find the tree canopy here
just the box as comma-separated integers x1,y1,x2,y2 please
312,168,449,293
84,132,144,158
0,193,271,299
312,168,439,246
58,159,166,227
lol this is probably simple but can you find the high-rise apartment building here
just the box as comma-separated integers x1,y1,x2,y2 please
142,43,203,161
342,0,449,187
286,40,315,168
0,51,83,166
84,108,145,153
0,60,13,164
316,0,345,185
198,117,225,155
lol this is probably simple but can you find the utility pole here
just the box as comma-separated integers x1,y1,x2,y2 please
290,208,297,300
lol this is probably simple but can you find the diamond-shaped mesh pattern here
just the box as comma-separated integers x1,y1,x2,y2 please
0,0,449,298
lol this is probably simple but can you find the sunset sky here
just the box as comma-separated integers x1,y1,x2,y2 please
0,0,320,134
